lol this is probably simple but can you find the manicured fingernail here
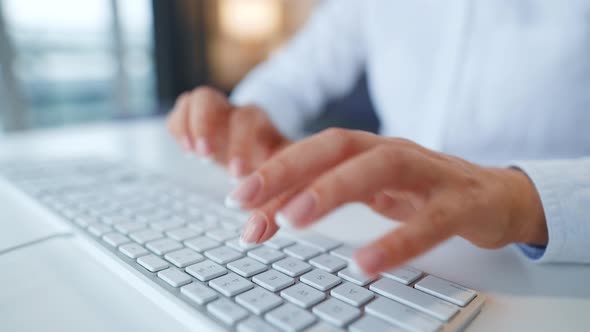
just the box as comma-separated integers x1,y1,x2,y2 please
195,137,212,156
354,246,386,275
180,137,191,151
229,158,244,178
225,174,262,208
276,191,316,228
240,213,267,244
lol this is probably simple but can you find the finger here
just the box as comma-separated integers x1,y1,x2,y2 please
354,200,458,275
227,107,271,178
166,93,192,150
186,87,232,159
226,128,381,208
276,145,438,229
366,191,418,221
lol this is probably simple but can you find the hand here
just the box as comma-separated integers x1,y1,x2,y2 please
166,86,291,177
227,128,548,275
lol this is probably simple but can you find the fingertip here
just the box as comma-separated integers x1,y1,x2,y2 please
195,137,212,157
354,245,387,276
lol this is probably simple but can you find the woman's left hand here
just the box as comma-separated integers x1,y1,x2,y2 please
227,128,548,275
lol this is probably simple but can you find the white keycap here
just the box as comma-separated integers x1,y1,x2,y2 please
297,234,341,252
137,254,170,272
207,298,249,326
272,257,312,277
381,266,423,285
312,298,361,327
204,246,243,264
414,275,477,307
237,316,277,332
300,269,342,291
349,315,406,332
150,219,185,231
284,244,321,261
119,243,149,259
157,268,192,287
247,247,286,264
305,322,344,332
130,229,163,244
166,227,201,241
88,224,112,237
280,283,325,308
338,268,377,286
146,238,183,255
370,278,459,321
115,221,147,234
206,228,238,242
102,215,128,225
309,254,347,273
264,236,295,250
186,259,227,281
252,269,295,292
181,283,218,305
236,286,283,314
330,245,356,262
330,282,375,307
185,236,220,252
265,303,317,332
365,297,442,332
209,272,254,297
164,248,204,267
227,257,267,277
226,238,260,252
102,233,130,247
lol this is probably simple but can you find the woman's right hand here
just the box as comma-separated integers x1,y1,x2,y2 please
167,86,291,178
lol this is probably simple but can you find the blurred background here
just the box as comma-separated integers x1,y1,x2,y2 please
0,0,377,134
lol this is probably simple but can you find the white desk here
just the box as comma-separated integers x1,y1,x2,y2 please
1,118,589,332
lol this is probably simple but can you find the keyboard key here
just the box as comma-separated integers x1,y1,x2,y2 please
330,282,374,307
130,229,163,244
146,238,183,255
235,286,283,314
312,298,361,327
237,316,277,332
414,275,477,307
137,254,169,272
265,303,316,332
381,266,423,285
115,221,147,234
204,246,243,264
263,236,295,250
365,297,441,332
300,269,341,291
247,247,286,264
252,269,295,292
157,268,192,287
370,278,459,321
225,238,260,252
330,245,356,262
150,218,185,231
349,315,406,332
338,268,376,286
227,257,268,277
185,236,221,252
209,272,254,297
272,257,312,277
119,243,149,259
309,254,347,273
164,248,204,268
297,234,341,252
280,283,325,308
181,283,218,305
284,244,320,261
186,260,227,281
207,298,249,326
88,223,112,237
206,228,238,242
166,227,201,241
102,233,130,247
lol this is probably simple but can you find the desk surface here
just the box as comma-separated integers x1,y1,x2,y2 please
1,118,589,332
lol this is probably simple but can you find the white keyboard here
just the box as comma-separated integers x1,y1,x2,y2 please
0,159,485,332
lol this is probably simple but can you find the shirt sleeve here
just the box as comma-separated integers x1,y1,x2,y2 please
513,158,590,263
229,0,366,139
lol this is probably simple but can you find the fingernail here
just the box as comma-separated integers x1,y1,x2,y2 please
180,137,192,151
276,191,316,228
195,137,212,157
354,246,386,275
229,158,244,178
225,174,262,208
240,213,267,244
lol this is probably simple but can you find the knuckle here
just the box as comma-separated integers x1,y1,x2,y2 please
321,128,355,156
191,85,217,97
